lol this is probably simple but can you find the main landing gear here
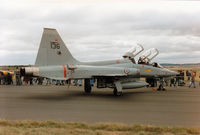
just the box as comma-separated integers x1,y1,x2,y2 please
84,79,91,93
113,81,123,96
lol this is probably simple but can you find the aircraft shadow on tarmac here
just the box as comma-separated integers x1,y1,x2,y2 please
21,90,152,101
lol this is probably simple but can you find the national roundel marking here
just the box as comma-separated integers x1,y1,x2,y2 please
124,68,129,74
116,59,120,64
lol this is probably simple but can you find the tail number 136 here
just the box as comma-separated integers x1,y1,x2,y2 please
51,42,60,49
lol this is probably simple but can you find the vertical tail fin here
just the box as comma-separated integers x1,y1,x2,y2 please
35,28,79,66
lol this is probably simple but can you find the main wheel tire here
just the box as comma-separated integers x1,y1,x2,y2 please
84,79,91,93
113,88,117,96
113,88,122,96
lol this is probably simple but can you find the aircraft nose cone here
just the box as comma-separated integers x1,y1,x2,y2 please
163,69,178,76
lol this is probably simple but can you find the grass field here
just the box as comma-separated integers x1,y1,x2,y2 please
0,121,199,135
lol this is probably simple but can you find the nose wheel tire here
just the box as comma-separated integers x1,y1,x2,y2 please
84,79,91,93
113,88,123,96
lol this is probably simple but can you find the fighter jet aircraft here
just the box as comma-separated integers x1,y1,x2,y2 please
20,28,177,96
0,70,14,85
0,70,15,76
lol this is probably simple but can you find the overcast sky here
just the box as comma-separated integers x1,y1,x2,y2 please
1,0,200,65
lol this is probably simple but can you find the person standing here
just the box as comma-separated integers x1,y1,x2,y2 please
170,77,175,87
157,77,166,91
0,72,2,85
16,74,22,85
46,78,51,85
199,75,200,87
189,72,196,88
30,77,33,85
186,70,191,81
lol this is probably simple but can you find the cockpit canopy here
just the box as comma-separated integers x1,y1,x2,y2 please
139,48,159,63
123,43,144,59
123,43,144,64
138,48,159,64
122,44,161,68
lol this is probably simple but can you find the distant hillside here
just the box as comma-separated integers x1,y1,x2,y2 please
161,63,200,66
